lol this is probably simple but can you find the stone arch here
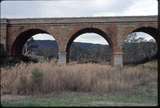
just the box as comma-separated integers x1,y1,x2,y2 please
11,29,59,57
123,26,159,64
66,27,113,63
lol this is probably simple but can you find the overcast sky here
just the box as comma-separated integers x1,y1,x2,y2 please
0,0,158,44
1,0,158,18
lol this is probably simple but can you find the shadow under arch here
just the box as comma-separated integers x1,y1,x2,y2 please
11,29,59,58
66,27,113,63
123,26,159,64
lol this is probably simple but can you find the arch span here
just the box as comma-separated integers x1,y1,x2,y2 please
11,29,58,57
66,28,113,63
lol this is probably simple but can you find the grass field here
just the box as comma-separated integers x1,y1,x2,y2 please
1,91,157,107
1,60,158,106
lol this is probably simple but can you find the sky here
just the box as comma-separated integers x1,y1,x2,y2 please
32,33,109,45
0,0,158,44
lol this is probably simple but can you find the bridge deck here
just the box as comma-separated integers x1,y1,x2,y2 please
0,16,158,24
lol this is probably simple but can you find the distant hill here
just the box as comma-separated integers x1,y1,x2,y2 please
24,40,157,64
26,40,58,58
32,40,58,49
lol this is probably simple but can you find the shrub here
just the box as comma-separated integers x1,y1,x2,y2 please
31,68,44,93
1,61,157,95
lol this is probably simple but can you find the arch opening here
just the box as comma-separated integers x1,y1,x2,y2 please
123,27,158,65
11,29,58,62
66,28,113,64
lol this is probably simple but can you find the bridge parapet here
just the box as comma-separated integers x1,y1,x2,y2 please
1,16,157,24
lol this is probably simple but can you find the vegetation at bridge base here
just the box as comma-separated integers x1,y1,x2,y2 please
0,43,7,66
1,60,158,106
2,34,156,66
21,40,157,65
0,43,36,67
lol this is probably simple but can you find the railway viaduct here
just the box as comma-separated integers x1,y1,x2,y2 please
0,16,159,67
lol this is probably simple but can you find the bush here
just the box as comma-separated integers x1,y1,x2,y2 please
17,75,29,95
1,61,157,95
31,68,43,93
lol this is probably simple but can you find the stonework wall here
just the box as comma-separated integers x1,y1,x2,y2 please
0,19,7,53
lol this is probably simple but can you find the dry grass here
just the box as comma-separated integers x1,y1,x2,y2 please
1,60,157,95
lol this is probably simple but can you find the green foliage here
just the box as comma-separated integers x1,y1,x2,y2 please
123,42,157,64
70,43,112,63
0,43,7,57
0,43,7,66
21,38,157,64
31,68,43,84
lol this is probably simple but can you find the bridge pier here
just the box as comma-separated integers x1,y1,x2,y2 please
112,52,123,67
58,51,67,64
0,19,7,56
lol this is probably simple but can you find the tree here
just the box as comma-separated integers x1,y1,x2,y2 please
125,32,146,43
22,37,36,57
